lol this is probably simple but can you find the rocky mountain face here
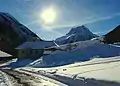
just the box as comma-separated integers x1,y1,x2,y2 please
0,12,42,57
55,25,97,44
104,25,120,44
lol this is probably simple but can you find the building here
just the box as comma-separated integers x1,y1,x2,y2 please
16,41,57,58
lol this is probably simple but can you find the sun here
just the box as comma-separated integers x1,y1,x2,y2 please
40,7,57,24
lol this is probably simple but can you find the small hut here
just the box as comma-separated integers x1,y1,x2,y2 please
16,41,56,58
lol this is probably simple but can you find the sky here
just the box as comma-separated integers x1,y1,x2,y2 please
0,0,120,40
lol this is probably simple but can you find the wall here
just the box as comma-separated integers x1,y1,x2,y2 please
18,49,44,58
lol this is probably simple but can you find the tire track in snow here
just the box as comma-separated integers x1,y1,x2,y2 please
0,69,43,86
20,69,120,86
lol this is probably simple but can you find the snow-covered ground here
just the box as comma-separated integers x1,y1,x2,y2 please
1,54,120,86
18,56,120,86
28,40,120,67
0,70,12,86
1,40,120,86
1,56,120,86
1,40,120,68
0,69,66,86
55,56,120,82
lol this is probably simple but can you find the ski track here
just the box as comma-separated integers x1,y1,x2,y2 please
0,70,12,86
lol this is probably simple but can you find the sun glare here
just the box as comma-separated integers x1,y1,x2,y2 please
41,7,57,24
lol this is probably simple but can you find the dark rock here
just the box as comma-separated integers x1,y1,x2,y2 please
104,25,120,44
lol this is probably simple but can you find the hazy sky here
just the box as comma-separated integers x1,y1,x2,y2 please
0,0,120,40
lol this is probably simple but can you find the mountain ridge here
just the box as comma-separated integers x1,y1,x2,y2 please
55,25,97,44
104,25,120,43
0,12,42,56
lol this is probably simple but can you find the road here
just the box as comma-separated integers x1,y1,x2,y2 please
1,68,120,86
0,69,61,86
20,69,120,86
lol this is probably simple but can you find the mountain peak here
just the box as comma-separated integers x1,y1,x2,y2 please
77,25,86,28
55,25,97,44
67,25,93,35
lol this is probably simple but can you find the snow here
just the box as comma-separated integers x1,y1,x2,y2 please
55,25,97,44
55,56,120,82
0,59,17,67
31,41,120,67
0,70,12,86
1,40,120,69
1,58,120,86
0,50,12,57
18,69,67,86
1,58,36,68
21,56,120,84
109,44,120,47
65,34,75,39
0,69,62,86
1,41,120,85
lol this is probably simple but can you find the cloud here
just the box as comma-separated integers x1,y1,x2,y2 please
23,12,120,38
48,12,120,29
25,12,120,30
85,12,120,24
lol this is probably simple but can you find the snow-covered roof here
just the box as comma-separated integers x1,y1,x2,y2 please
0,50,12,57
16,41,57,49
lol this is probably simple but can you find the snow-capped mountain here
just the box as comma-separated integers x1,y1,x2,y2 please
0,12,42,56
55,25,97,44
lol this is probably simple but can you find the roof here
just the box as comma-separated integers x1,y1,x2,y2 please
0,50,12,57
16,41,57,49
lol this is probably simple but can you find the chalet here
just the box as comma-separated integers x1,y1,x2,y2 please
16,41,57,58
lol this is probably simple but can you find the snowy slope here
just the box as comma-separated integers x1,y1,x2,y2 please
20,56,120,86
55,56,120,82
30,41,120,67
55,25,97,44
1,56,120,86
2,39,120,68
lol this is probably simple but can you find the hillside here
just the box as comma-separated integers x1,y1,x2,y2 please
104,25,120,43
0,12,42,56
